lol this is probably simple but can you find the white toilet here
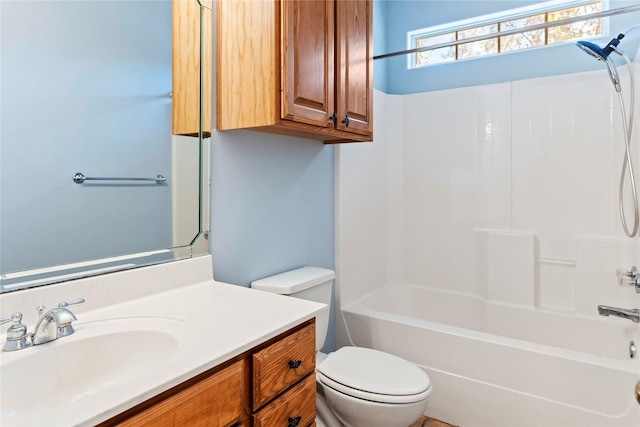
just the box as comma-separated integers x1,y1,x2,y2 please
251,267,432,427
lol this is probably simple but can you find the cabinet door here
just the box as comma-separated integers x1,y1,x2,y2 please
335,0,373,136
116,360,247,427
281,0,335,127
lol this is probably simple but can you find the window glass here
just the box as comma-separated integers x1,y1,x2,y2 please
416,32,456,66
458,24,499,59
547,2,602,43
411,1,602,67
500,14,546,52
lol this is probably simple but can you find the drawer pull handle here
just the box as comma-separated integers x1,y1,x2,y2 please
288,359,302,369
288,416,302,427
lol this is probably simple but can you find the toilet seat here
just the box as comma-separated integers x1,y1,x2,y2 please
317,372,432,404
316,346,432,404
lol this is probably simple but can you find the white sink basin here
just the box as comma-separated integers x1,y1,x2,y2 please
0,317,186,425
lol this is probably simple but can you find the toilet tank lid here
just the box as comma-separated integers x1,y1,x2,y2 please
251,266,335,294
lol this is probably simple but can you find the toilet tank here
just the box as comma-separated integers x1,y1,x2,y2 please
251,266,335,351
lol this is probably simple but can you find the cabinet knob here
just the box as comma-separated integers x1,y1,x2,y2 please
288,416,302,427
329,112,337,126
288,359,302,369
342,115,350,127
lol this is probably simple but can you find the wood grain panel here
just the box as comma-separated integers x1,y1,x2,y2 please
116,359,247,427
252,322,316,410
173,0,212,136
216,0,277,130
281,0,334,126
252,374,316,427
335,0,372,137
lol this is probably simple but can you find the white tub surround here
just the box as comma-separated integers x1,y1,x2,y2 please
0,255,326,427
336,64,640,426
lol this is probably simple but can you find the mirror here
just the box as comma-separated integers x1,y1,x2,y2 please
0,0,210,292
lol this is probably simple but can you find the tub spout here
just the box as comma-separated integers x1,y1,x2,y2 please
597,305,640,323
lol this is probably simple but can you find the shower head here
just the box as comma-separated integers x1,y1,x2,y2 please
575,37,621,61
576,37,623,92
578,24,640,60
575,40,610,61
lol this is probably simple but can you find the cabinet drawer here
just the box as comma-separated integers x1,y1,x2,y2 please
252,322,315,409
116,359,247,427
252,374,316,427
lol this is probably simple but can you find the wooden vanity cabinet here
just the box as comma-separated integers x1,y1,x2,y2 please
217,0,373,144
173,0,212,136
101,319,316,427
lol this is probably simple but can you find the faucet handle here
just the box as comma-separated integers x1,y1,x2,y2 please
0,312,24,330
0,312,33,351
617,267,640,293
58,298,85,308
0,313,18,326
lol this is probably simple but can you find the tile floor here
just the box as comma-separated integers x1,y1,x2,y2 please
409,416,456,427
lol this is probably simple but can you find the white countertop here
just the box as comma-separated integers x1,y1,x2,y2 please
0,256,326,426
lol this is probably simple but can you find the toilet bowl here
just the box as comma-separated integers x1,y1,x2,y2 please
251,267,432,427
316,346,431,427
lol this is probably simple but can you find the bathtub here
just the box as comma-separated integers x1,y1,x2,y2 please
341,283,640,427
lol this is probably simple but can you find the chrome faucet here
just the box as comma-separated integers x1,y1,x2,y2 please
598,305,640,323
0,298,85,351
32,299,85,345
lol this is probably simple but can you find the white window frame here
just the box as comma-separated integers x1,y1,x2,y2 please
407,0,610,69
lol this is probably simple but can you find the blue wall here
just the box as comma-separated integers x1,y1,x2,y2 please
374,0,390,92
210,131,335,287
375,0,640,94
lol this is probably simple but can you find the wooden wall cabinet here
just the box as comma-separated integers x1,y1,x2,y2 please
217,0,373,144
101,320,316,427
173,0,212,136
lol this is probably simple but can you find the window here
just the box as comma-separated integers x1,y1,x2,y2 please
410,0,603,67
